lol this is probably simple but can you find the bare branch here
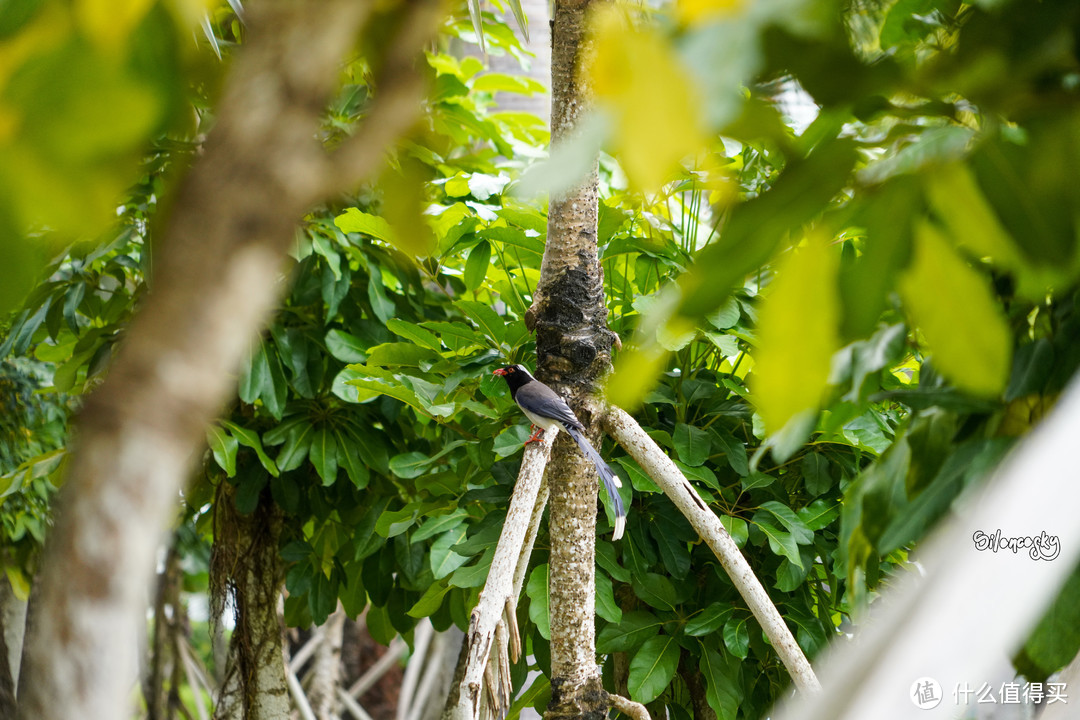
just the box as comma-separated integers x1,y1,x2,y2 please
609,693,651,720
449,430,557,720
348,637,409,698
604,407,822,696
338,688,377,720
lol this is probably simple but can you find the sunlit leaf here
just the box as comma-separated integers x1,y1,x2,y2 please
898,221,1011,396
753,237,840,433
587,7,706,191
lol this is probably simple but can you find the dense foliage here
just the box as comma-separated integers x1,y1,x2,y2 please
3,0,1080,718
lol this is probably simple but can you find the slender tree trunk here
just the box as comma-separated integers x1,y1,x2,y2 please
212,486,289,720
531,0,616,717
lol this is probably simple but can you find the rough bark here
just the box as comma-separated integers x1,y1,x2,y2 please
13,1,439,718
212,486,289,720
531,0,615,717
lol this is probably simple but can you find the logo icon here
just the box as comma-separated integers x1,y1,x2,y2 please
911,677,943,709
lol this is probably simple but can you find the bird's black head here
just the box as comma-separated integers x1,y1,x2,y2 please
493,364,535,394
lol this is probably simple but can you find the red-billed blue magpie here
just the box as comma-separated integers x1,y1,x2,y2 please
493,364,625,539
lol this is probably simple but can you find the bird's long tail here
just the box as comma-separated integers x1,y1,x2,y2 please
564,426,626,540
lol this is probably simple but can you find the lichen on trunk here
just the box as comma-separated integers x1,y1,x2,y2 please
211,483,289,720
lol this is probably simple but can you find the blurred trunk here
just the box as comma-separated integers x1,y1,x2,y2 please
11,0,434,716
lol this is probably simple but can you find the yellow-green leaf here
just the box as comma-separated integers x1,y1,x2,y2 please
925,163,1023,272
753,237,840,433
587,8,706,192
899,221,1011,397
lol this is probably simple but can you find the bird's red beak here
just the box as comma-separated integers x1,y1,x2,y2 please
493,368,508,376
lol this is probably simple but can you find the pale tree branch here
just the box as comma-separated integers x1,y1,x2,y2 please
449,429,557,720
771,374,1080,720
603,407,822,696
609,693,651,720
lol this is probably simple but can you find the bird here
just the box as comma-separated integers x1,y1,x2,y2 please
493,364,625,540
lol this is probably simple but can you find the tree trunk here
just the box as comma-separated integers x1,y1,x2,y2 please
12,1,436,718
532,0,615,717
213,486,289,720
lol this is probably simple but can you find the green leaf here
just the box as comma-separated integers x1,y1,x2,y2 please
413,509,467,542
335,207,394,241
632,572,678,611
463,240,491,291
751,516,803,568
366,343,442,369
673,423,710,467
449,547,494,588
276,423,314,473
419,321,487,354
332,427,369,489
775,557,809,591
340,565,367,618
685,603,734,637
595,571,623,623
366,267,396,325
493,425,531,458
723,615,750,659
389,451,431,479
408,582,451,618
526,564,550,640
431,526,470,580
740,471,774,492
221,421,279,477
386,318,442,352
597,610,662,653
473,73,545,95
309,428,338,486
206,425,238,477
711,430,748,476
757,501,814,544
802,452,833,496
898,221,1011,396
628,635,680,704
798,500,840,532
263,347,287,420
457,300,506,345
718,515,748,547
325,329,367,364
700,645,741,720
238,344,269,405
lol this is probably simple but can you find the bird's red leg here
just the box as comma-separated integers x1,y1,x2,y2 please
524,425,545,445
